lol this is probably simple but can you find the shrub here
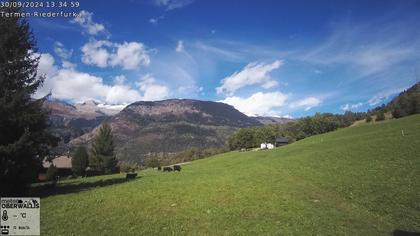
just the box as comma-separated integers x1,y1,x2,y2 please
119,162,139,173
376,112,385,121
46,165,58,181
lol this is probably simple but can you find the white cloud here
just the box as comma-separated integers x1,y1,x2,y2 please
105,85,142,104
81,40,111,68
136,74,170,101
367,88,402,106
97,103,127,111
54,42,73,60
341,102,363,111
71,10,106,36
216,60,282,95
81,40,150,70
37,53,57,77
34,53,143,104
62,61,76,69
113,75,126,85
149,15,165,24
154,0,194,10
219,92,288,116
290,97,321,111
281,114,293,119
176,40,185,52
110,42,150,70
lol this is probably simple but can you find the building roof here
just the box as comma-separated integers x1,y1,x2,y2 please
43,156,72,169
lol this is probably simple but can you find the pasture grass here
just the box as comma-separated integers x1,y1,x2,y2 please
39,115,420,235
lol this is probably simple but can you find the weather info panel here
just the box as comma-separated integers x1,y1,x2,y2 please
0,198,40,235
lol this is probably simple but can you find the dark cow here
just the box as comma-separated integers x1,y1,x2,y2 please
157,166,162,171
126,172,137,180
173,165,181,172
163,166,173,172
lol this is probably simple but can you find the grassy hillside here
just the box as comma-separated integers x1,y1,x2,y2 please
39,115,420,235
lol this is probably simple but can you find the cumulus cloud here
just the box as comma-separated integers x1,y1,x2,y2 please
81,40,111,68
71,10,106,36
110,42,150,70
154,0,194,10
37,53,57,77
290,97,321,111
136,74,170,101
219,92,288,116
216,60,282,95
62,60,76,69
81,40,150,70
54,42,73,60
176,40,185,52
34,53,145,104
105,85,142,104
113,75,126,85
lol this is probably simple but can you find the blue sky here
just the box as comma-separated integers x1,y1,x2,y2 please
29,0,420,117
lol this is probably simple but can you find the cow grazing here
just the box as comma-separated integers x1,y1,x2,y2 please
126,172,137,180
163,166,173,172
173,165,181,172
157,166,162,171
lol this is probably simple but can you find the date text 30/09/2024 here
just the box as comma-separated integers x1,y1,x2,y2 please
0,1,80,8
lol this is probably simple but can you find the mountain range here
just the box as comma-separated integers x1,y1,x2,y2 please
45,99,293,163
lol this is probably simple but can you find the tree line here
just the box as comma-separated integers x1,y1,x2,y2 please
228,84,420,151
228,112,366,150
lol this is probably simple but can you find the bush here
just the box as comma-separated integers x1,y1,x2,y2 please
366,116,373,122
119,162,139,173
376,112,385,121
46,165,57,181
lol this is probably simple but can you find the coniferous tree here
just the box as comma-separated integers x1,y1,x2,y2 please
71,146,89,176
89,123,117,174
0,6,58,195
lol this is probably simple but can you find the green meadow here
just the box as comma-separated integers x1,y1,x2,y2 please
39,115,420,235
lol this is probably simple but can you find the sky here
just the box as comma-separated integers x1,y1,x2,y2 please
28,0,420,118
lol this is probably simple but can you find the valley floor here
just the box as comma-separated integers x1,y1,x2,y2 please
39,115,420,235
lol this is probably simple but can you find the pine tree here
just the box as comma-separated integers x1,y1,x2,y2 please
71,146,89,176
89,123,117,174
0,6,58,195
